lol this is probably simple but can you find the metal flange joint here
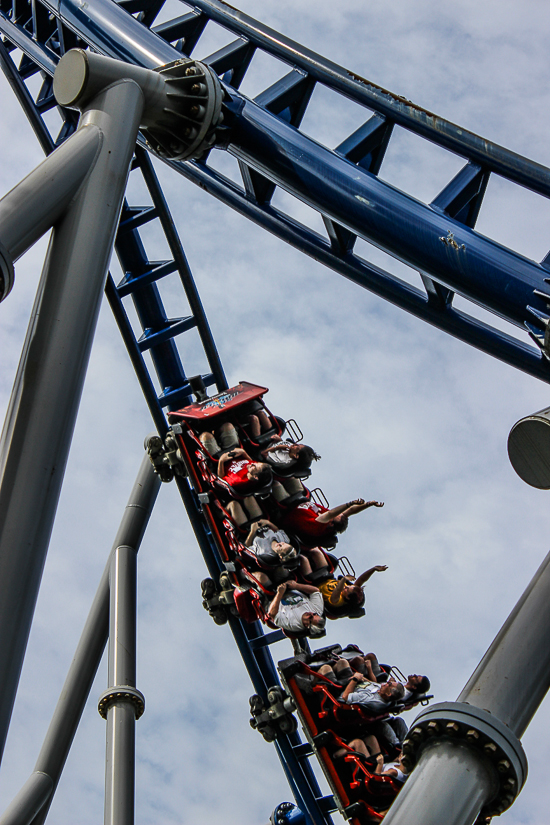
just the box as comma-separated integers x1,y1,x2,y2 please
98,686,145,720
53,49,223,161
401,702,527,817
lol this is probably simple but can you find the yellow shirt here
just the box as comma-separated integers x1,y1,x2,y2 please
319,578,346,608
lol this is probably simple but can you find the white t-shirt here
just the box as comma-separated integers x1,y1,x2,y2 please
383,761,408,783
343,681,388,714
273,590,324,632
251,527,291,556
267,443,294,466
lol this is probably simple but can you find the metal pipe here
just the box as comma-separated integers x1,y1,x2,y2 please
42,0,550,201
225,98,549,332
165,154,550,385
0,774,53,825
177,0,550,200
458,547,550,737
383,551,550,825
384,739,496,825
103,544,139,825
0,76,145,765
108,546,137,688
6,0,550,364
0,457,159,825
0,124,101,261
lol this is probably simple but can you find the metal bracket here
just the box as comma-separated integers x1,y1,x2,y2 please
402,702,527,817
249,686,297,742
200,574,237,625
144,430,187,482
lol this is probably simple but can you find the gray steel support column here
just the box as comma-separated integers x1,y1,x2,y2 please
0,456,159,825
382,739,495,825
0,123,101,264
0,774,53,825
102,543,141,825
0,78,145,765
383,549,550,825
458,547,550,735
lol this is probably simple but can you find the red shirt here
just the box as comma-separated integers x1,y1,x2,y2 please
281,501,335,545
223,458,254,493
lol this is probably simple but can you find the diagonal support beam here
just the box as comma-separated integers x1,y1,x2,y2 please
422,163,489,308
0,456,160,825
239,70,316,205
151,10,207,54
335,113,394,175
431,162,490,228
325,114,394,254
203,37,255,88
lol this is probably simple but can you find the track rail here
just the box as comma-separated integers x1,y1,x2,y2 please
4,0,550,381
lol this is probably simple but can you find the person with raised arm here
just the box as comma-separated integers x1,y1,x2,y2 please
278,497,384,547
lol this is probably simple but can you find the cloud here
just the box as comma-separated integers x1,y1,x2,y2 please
1,2,550,823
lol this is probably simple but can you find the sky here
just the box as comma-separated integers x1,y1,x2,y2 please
1,0,550,823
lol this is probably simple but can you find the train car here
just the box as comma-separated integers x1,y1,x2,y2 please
278,646,432,823
166,381,346,633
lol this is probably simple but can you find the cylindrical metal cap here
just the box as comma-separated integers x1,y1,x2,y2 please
508,408,550,488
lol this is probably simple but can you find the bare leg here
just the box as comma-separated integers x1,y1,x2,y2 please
318,664,338,681
363,733,381,756
243,496,262,520
307,548,329,570
227,500,247,526
248,414,261,438
272,481,290,502
283,477,304,495
365,652,382,678
250,571,272,587
334,658,354,682
257,409,272,431
299,555,313,576
334,738,370,758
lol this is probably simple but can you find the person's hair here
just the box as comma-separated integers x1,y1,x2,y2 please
416,676,430,694
249,463,273,487
345,585,365,607
389,682,405,701
332,514,349,534
308,617,326,638
292,444,321,472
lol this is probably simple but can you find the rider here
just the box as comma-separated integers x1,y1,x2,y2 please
278,497,384,547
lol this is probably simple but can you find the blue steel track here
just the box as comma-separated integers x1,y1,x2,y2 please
2,1,550,822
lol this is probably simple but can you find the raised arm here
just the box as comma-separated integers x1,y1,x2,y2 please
267,582,287,621
329,576,354,605
354,565,388,587
316,499,384,524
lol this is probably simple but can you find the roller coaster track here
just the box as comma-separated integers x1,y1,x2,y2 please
1,1,550,824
